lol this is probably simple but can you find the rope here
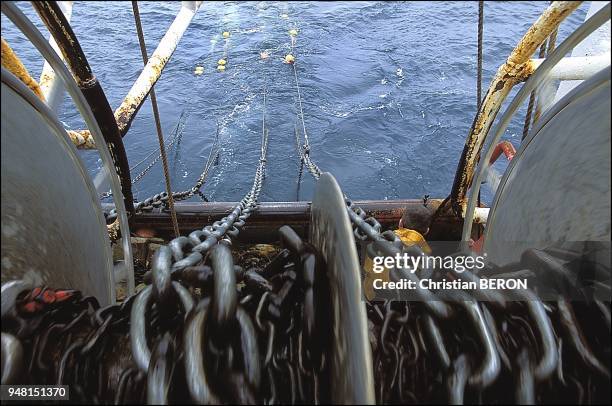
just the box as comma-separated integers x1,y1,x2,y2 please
132,1,180,238
290,35,310,150
522,43,546,140
476,1,484,235
477,0,484,109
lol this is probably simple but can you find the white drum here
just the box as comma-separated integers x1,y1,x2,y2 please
484,68,611,266
1,74,115,305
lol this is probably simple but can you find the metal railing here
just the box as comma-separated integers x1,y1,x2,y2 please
460,2,611,245
450,1,611,222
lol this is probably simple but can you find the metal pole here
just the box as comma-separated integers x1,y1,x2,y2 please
528,54,610,80
115,2,201,136
38,0,73,113
69,2,201,144
131,1,180,238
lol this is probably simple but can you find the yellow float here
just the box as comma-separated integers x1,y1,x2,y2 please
284,54,295,64
289,29,298,37
194,66,204,75
217,65,226,71
218,59,227,66
222,31,230,38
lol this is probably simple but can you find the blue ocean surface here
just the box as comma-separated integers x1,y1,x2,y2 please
2,1,588,204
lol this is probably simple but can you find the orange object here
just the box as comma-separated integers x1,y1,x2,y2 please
489,141,516,165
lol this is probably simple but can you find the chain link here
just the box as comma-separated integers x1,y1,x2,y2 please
2,236,610,403
101,110,188,200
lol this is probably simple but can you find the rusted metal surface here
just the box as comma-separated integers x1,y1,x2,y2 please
70,2,202,140
66,129,95,149
108,199,468,243
38,1,73,112
32,1,135,216
1,37,45,101
450,1,581,217
115,2,201,136
107,218,121,243
460,3,610,246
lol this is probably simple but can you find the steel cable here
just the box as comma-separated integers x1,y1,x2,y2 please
100,111,187,200
132,1,180,238
476,0,484,235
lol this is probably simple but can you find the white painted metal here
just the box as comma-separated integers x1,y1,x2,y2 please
555,1,611,102
38,1,73,113
531,54,610,80
310,173,374,404
474,207,490,224
1,2,135,298
115,1,202,131
533,2,610,127
1,73,115,304
484,69,610,265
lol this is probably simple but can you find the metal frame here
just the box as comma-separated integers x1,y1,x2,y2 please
32,1,135,216
461,3,611,245
1,1,135,297
450,1,581,217
484,67,611,251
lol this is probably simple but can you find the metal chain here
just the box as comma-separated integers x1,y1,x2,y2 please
287,26,574,403
100,106,189,200
288,29,453,319
104,128,220,224
3,243,609,403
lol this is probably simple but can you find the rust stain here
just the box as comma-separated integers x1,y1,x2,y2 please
451,1,581,214
39,70,55,91
67,129,95,149
115,54,173,134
